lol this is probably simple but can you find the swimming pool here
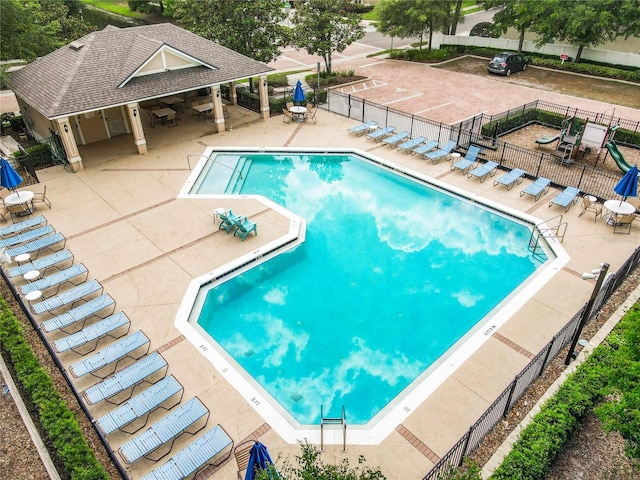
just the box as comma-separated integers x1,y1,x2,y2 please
176,147,567,444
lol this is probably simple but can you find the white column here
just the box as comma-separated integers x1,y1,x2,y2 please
127,103,147,154
259,75,270,120
55,117,83,171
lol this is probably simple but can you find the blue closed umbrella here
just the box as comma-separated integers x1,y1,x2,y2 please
245,441,276,480
293,80,305,105
613,164,638,204
0,157,23,194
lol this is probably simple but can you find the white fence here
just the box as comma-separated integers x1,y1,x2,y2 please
431,34,640,68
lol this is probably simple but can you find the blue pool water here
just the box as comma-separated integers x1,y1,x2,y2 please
193,153,547,426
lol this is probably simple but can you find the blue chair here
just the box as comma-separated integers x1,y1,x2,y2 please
20,264,89,296
40,294,116,333
520,177,551,201
348,121,377,136
118,397,210,463
234,217,257,241
450,146,480,173
549,186,581,212
7,249,74,278
468,161,499,182
6,232,66,258
141,425,233,480
493,168,526,191
31,279,103,315
382,131,410,148
0,215,47,237
69,330,150,378
95,375,184,435
366,126,395,142
397,137,426,154
219,209,243,234
0,225,54,248
411,140,439,157
81,352,168,405
53,311,131,354
425,140,458,164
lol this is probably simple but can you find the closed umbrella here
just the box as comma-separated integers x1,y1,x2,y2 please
293,80,305,105
613,164,638,204
0,157,23,194
245,441,276,480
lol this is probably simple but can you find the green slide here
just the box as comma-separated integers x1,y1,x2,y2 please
535,134,561,145
605,140,634,173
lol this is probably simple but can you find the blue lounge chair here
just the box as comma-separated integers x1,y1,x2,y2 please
53,311,131,354
411,140,439,157
95,375,184,435
234,217,257,241
348,121,377,136
7,249,74,278
366,126,395,142
218,209,243,234
0,215,47,237
6,232,66,258
493,168,527,191
382,131,410,148
118,397,210,463
69,330,150,378
425,140,458,164
549,186,581,212
81,352,168,405
20,264,89,296
450,146,481,174
520,177,551,201
0,225,54,248
40,294,116,333
397,137,426,154
141,424,233,480
468,161,499,182
31,279,103,315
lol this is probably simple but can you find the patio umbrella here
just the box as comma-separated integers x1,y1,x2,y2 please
245,441,276,480
0,157,23,194
293,80,305,105
613,164,638,204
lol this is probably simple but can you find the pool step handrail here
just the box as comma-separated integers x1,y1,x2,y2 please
320,405,347,452
529,214,567,255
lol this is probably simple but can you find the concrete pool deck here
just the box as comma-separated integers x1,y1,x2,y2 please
10,81,640,479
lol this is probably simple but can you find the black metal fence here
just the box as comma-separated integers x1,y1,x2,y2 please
324,90,640,479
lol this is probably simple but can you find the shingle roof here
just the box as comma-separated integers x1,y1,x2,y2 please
8,23,273,119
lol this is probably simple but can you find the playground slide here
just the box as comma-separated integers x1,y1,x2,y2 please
535,134,561,145
605,141,634,173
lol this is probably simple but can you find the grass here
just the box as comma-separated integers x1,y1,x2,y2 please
82,0,143,18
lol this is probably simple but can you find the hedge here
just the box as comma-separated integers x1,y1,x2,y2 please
0,298,108,480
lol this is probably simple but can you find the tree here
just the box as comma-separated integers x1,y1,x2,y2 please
170,0,288,64
290,0,365,73
449,0,464,35
0,0,94,61
376,0,452,52
479,0,543,54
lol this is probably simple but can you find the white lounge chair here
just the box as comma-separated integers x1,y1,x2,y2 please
348,121,377,136
468,161,499,182
7,249,74,278
95,375,184,435
6,232,66,258
68,330,150,378
118,397,210,463
20,264,89,296
0,215,47,237
520,177,551,201
493,168,526,191
31,279,103,315
81,352,168,405
141,425,233,480
0,225,54,248
40,294,116,333
53,311,131,354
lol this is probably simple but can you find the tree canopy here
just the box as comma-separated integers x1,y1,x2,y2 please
290,0,365,73
170,0,288,64
0,0,94,61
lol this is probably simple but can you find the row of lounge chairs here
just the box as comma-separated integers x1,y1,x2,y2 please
2,215,236,479
218,209,258,240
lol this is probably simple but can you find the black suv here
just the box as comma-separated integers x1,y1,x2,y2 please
487,52,529,76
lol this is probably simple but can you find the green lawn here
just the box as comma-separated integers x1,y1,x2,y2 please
82,0,143,18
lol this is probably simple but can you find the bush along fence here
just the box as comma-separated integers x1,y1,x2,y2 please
325,91,640,202
323,89,640,479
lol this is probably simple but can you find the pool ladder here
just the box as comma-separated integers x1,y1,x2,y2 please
529,214,567,255
320,405,347,452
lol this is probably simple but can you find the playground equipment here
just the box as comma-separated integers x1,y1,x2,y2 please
604,140,635,173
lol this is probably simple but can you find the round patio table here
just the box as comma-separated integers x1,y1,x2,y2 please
289,106,307,122
603,199,636,225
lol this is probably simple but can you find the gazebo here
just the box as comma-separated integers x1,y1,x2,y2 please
8,23,274,171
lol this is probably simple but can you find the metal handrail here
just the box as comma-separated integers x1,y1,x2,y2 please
320,405,347,452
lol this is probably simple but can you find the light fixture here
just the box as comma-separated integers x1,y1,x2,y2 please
216,90,221,98
565,262,610,365
63,124,69,133
133,108,137,117
263,79,267,87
